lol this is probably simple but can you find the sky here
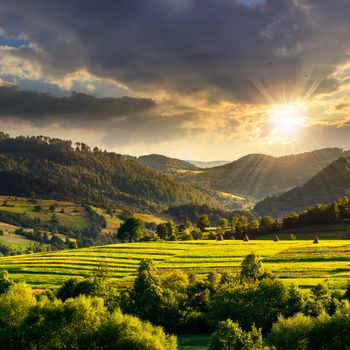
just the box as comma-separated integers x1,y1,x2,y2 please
0,0,350,161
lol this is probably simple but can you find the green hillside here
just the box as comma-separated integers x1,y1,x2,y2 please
185,148,350,199
136,154,199,173
2,239,350,290
0,132,218,212
255,157,350,217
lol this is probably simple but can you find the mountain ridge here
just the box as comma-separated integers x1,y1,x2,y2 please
254,157,350,217
185,148,350,198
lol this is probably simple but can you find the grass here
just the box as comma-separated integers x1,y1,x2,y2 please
1,239,350,290
0,195,91,229
133,212,170,225
91,207,170,234
178,334,211,350
0,231,36,250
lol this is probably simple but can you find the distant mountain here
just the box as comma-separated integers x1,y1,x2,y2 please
185,148,350,199
0,132,218,212
186,160,231,168
136,154,199,173
254,157,350,217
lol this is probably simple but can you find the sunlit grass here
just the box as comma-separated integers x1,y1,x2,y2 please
1,240,350,290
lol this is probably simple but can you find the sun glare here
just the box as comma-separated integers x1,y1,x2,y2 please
270,103,304,136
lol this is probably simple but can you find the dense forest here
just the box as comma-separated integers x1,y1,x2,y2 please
135,154,199,173
0,132,218,212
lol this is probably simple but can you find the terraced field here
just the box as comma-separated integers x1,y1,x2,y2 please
1,240,350,290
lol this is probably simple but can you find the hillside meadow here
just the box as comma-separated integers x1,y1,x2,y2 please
1,239,350,290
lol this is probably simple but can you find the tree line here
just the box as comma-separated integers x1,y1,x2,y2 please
116,197,350,243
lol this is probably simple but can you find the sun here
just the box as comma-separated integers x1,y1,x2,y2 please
270,103,304,136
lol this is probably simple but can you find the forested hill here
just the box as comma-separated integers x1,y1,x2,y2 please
254,157,350,217
186,148,350,198
135,154,199,173
0,132,218,212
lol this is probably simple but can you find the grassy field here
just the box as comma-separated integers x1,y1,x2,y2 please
0,195,91,229
178,334,211,350
92,207,170,234
1,239,350,290
0,231,35,250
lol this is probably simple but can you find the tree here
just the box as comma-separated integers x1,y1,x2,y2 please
240,254,266,282
260,216,276,233
0,269,13,294
133,259,163,323
0,283,36,327
117,217,144,242
156,223,168,240
219,218,228,231
266,313,314,350
207,278,288,332
166,220,176,237
197,215,211,232
209,319,264,350
50,213,59,225
156,220,176,240
192,229,203,240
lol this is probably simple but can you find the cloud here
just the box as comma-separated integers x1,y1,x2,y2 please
0,85,156,126
0,0,349,103
0,1,350,159
0,84,200,147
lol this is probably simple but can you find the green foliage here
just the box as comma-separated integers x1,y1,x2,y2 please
267,302,350,350
0,284,176,350
240,254,266,282
156,220,176,240
209,319,264,350
0,284,36,327
132,259,163,323
197,215,211,232
218,218,228,230
207,278,291,332
56,262,113,301
117,217,144,242
0,134,217,212
93,308,177,350
266,313,314,350
0,269,13,294
165,204,247,227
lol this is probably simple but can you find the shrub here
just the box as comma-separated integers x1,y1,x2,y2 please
209,319,264,350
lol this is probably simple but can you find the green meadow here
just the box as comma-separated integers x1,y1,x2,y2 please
0,195,91,229
1,239,350,290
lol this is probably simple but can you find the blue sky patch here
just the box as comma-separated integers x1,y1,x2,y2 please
0,35,29,48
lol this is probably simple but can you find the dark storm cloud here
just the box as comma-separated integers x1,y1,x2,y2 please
0,84,196,145
0,85,156,125
0,0,349,102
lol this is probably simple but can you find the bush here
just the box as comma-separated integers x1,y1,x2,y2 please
209,319,264,350
266,313,314,350
182,232,193,240
0,285,176,350
267,302,350,350
192,229,203,240
207,278,288,332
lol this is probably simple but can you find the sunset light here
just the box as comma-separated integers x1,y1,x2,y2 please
270,103,305,136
